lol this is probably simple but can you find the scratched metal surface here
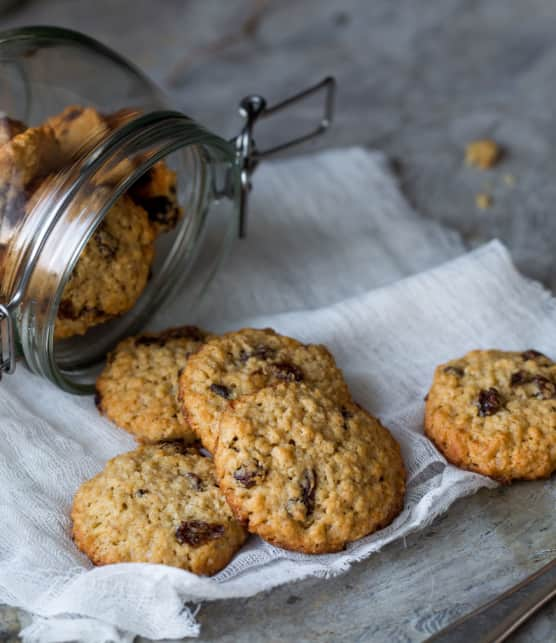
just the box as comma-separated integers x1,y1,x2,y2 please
0,1,555,641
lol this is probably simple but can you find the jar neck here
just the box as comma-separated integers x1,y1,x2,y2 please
14,111,237,392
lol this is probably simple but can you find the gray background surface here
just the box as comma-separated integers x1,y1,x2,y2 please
0,1,555,641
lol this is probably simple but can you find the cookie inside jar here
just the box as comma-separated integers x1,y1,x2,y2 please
0,27,239,393
0,105,184,340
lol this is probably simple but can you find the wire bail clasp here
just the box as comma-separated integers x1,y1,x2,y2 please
234,76,336,238
0,303,16,379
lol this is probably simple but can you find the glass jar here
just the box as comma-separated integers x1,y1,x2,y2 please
0,26,334,393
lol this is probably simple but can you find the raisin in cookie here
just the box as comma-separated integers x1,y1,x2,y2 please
96,326,209,443
178,328,351,453
129,162,182,234
71,442,247,574
425,349,556,482
55,193,155,339
214,382,405,553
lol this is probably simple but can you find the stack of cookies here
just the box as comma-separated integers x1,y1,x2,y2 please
72,327,407,575
0,105,182,339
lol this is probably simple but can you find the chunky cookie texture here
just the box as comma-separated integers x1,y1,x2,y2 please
214,382,406,554
178,327,352,453
425,349,556,482
55,193,155,339
96,326,209,443
71,442,247,575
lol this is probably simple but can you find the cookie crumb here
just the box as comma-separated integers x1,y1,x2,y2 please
475,193,493,210
465,139,501,169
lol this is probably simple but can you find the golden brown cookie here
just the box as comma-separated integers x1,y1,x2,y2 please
0,123,63,189
178,328,351,453
0,115,26,145
45,105,138,186
214,382,406,553
0,107,109,229
55,193,155,339
425,349,556,482
44,105,109,160
71,442,248,574
96,326,210,443
0,105,114,190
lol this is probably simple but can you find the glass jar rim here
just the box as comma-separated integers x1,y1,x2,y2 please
0,25,153,84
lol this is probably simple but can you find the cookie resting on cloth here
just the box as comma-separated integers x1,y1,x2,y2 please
71,442,248,575
96,326,210,443
425,349,556,482
214,382,406,554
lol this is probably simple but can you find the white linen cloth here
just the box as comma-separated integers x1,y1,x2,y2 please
0,148,552,642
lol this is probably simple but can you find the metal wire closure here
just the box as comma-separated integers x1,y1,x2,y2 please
0,304,15,378
234,76,336,238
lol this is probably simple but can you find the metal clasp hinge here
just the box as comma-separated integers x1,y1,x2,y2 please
234,75,336,238
0,304,15,378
